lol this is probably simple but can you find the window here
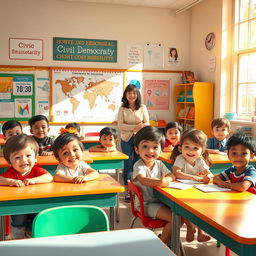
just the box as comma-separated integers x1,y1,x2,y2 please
233,0,256,120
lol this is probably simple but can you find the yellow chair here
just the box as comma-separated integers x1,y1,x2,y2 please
32,205,109,238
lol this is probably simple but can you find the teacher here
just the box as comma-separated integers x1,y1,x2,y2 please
117,82,149,202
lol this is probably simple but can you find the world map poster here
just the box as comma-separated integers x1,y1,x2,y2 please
51,69,124,123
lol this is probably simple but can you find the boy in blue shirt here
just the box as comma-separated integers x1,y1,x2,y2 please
213,133,256,192
207,118,231,153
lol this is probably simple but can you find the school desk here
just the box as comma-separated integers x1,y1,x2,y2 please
159,152,256,174
154,186,256,256
0,173,124,240
81,136,100,149
89,150,129,222
0,228,175,256
0,151,93,174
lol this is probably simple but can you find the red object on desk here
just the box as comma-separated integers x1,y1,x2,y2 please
85,132,100,137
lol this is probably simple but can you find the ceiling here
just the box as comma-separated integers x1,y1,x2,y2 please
64,0,204,12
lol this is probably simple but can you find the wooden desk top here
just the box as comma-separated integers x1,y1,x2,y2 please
0,151,92,168
159,152,256,164
89,150,129,161
0,229,174,256
155,186,256,244
0,174,124,201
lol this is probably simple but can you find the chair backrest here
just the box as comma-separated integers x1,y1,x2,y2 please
85,132,100,137
128,180,146,219
32,205,109,238
128,180,167,229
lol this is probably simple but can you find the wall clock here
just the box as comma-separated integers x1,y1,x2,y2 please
205,32,216,50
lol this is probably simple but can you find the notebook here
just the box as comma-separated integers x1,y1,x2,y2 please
194,184,231,192
168,182,193,190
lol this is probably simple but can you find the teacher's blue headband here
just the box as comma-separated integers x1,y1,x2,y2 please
129,80,141,89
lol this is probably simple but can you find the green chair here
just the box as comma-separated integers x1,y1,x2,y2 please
32,205,109,238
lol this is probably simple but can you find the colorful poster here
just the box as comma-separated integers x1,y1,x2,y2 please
13,76,33,96
143,79,170,110
143,43,164,69
15,98,32,118
53,37,117,62
0,74,35,121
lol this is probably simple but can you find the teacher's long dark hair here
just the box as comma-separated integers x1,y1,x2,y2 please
121,84,142,110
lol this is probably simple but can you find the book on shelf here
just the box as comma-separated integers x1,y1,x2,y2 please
178,108,184,118
186,106,195,119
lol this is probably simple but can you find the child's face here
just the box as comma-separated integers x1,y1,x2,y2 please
135,140,162,167
180,139,204,165
228,144,254,171
166,127,180,145
126,90,137,106
9,145,36,175
4,126,22,140
30,120,50,139
100,134,116,148
212,125,229,141
57,140,83,170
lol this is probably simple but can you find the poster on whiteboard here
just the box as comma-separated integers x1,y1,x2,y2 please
143,79,170,110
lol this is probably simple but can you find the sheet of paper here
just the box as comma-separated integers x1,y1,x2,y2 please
177,179,204,184
168,182,193,190
194,184,231,193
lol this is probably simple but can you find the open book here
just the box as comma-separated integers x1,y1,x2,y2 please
168,182,193,190
194,184,231,193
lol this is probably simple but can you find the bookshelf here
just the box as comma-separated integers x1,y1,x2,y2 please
174,82,213,137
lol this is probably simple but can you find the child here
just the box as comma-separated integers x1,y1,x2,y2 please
207,117,231,153
171,128,213,242
2,120,23,140
213,133,256,192
65,122,85,140
29,115,54,156
89,127,117,152
163,122,182,152
0,134,53,239
52,132,99,183
133,126,176,244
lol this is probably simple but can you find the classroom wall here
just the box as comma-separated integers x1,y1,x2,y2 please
190,0,223,117
1,0,194,132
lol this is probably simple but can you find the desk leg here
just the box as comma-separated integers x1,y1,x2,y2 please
115,169,120,223
109,206,116,230
171,213,181,255
0,216,6,241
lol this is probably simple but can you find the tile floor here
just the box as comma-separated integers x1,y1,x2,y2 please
108,171,238,256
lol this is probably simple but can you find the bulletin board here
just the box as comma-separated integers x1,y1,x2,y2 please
50,68,124,123
0,73,35,121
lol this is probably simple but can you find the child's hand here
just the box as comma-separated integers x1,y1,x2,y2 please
9,179,25,187
192,176,203,182
202,175,211,184
213,177,228,188
160,172,171,187
23,178,36,186
73,176,86,184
